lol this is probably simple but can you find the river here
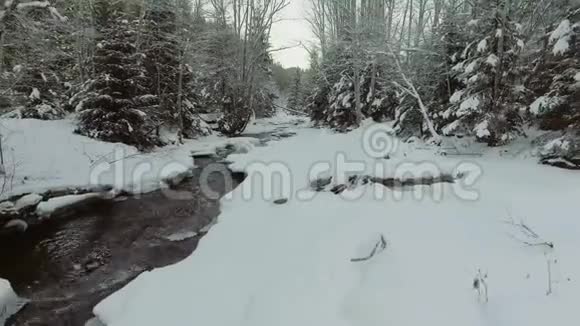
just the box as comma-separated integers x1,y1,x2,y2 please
0,126,296,326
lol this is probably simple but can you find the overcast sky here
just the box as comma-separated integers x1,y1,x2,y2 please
270,0,314,69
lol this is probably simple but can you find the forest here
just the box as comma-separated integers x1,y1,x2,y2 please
304,0,580,168
1,0,577,168
0,0,288,149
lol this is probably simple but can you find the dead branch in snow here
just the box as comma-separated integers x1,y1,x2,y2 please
473,269,489,303
350,234,387,262
504,214,554,249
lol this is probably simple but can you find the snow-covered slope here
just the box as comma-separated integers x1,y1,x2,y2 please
0,119,195,197
94,122,580,326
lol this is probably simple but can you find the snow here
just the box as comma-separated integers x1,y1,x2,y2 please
92,122,580,326
574,72,580,82
0,112,303,199
14,193,42,211
457,95,480,116
550,19,572,55
473,120,491,139
442,120,461,135
550,20,571,43
477,38,488,52
451,61,464,72
468,74,479,84
164,231,198,242
0,278,27,326
530,96,561,115
0,118,196,198
543,137,571,153
449,90,464,104
36,192,105,218
243,109,308,135
486,53,499,67
465,60,478,74
553,36,571,55
29,88,40,100
16,1,50,10
467,19,479,27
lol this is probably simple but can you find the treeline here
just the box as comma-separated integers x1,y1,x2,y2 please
272,62,314,113
0,0,287,149
305,0,580,167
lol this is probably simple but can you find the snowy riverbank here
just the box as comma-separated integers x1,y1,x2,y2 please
91,122,580,326
0,113,305,231
0,278,26,325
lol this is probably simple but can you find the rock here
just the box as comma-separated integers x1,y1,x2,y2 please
310,177,333,192
162,170,193,188
4,219,28,232
191,150,217,159
0,201,15,213
36,193,109,220
14,193,43,211
85,261,101,272
273,198,288,205
330,184,348,194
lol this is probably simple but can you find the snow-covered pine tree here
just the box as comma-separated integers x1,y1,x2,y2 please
429,6,470,134
441,0,526,146
361,58,398,123
305,49,332,126
307,44,398,131
75,0,158,148
529,7,580,168
0,0,70,119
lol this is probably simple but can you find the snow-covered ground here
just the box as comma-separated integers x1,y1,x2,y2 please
243,110,308,135
0,119,194,198
0,114,303,199
93,121,580,326
0,278,27,325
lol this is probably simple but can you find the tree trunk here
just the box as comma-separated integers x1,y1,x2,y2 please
493,0,506,112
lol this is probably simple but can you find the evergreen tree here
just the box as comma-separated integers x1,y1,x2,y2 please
440,0,526,145
530,7,580,168
287,69,304,111
75,0,158,148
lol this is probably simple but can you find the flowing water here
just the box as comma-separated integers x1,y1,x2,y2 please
0,158,245,326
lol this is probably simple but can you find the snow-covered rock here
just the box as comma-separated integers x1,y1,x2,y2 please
14,193,42,211
36,193,106,219
0,278,27,325
164,231,198,242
